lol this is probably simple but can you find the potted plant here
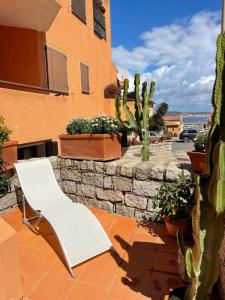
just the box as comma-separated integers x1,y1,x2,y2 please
154,175,195,237
0,115,18,169
59,115,122,161
187,131,208,174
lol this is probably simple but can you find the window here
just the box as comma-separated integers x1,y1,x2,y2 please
93,2,106,39
45,45,69,94
80,62,90,94
71,0,86,23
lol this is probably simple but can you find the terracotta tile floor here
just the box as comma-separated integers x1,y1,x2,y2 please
2,208,183,300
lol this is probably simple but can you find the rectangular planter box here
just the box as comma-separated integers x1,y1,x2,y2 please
59,134,121,161
1,140,18,169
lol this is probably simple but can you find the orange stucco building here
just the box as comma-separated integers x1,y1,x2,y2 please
0,0,118,157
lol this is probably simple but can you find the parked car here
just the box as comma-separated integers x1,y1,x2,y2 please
179,129,199,142
149,131,161,138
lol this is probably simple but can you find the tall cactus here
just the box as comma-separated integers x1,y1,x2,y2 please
178,33,225,299
115,73,155,161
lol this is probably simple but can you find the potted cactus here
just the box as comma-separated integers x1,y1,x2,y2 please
115,73,155,161
59,115,121,161
0,115,17,170
174,32,225,299
187,131,208,174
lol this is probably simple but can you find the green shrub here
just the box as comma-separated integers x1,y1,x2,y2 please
66,118,92,134
0,116,11,147
154,175,195,220
66,115,119,135
194,131,208,152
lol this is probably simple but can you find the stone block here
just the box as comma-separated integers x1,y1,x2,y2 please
105,163,118,175
115,204,135,217
135,209,159,221
148,165,166,181
86,161,94,171
124,193,147,209
82,173,103,188
0,192,17,211
96,188,123,203
133,180,161,197
113,177,132,192
88,198,114,213
76,184,83,196
135,163,151,180
61,169,81,182
72,160,81,170
95,162,104,173
120,166,134,178
63,181,76,194
49,156,59,169
104,177,112,189
81,184,96,198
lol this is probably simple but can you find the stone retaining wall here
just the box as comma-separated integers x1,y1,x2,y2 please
0,147,186,221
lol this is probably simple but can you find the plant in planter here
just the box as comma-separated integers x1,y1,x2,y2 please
59,115,121,161
0,115,17,169
115,73,155,161
187,130,208,174
154,175,195,237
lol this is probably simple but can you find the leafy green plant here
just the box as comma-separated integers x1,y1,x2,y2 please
66,115,119,135
115,73,155,161
194,131,208,152
0,116,11,197
154,175,195,220
66,118,92,134
0,116,11,146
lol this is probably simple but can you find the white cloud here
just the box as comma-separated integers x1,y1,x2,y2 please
112,11,220,112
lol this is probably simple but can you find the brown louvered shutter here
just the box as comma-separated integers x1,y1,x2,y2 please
80,62,90,94
45,46,69,93
72,0,86,23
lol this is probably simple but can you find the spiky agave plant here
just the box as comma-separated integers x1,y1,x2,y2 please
115,73,155,161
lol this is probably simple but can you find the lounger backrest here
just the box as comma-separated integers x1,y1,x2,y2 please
15,159,70,211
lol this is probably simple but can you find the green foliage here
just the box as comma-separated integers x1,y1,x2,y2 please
149,102,168,132
154,175,195,220
0,116,11,146
67,118,92,134
0,116,11,197
66,115,119,135
194,131,208,152
115,73,155,161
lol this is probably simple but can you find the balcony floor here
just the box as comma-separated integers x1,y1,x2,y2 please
2,207,182,300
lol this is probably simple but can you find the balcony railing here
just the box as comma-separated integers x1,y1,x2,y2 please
93,6,106,39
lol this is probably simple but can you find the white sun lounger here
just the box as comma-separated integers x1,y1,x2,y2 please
14,158,112,277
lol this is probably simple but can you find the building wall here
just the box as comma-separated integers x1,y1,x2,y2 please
0,0,117,145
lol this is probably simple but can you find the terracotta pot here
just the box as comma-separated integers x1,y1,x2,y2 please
164,215,191,238
1,140,18,169
59,133,121,161
187,151,207,174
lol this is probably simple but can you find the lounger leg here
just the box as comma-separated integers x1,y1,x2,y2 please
22,195,42,233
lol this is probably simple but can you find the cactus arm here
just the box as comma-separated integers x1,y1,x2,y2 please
122,79,139,131
208,141,225,213
115,95,132,130
207,34,225,173
134,73,142,124
141,81,150,161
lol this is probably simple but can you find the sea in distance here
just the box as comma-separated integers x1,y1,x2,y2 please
182,117,209,125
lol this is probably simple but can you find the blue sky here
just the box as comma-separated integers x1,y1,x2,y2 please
111,1,221,112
